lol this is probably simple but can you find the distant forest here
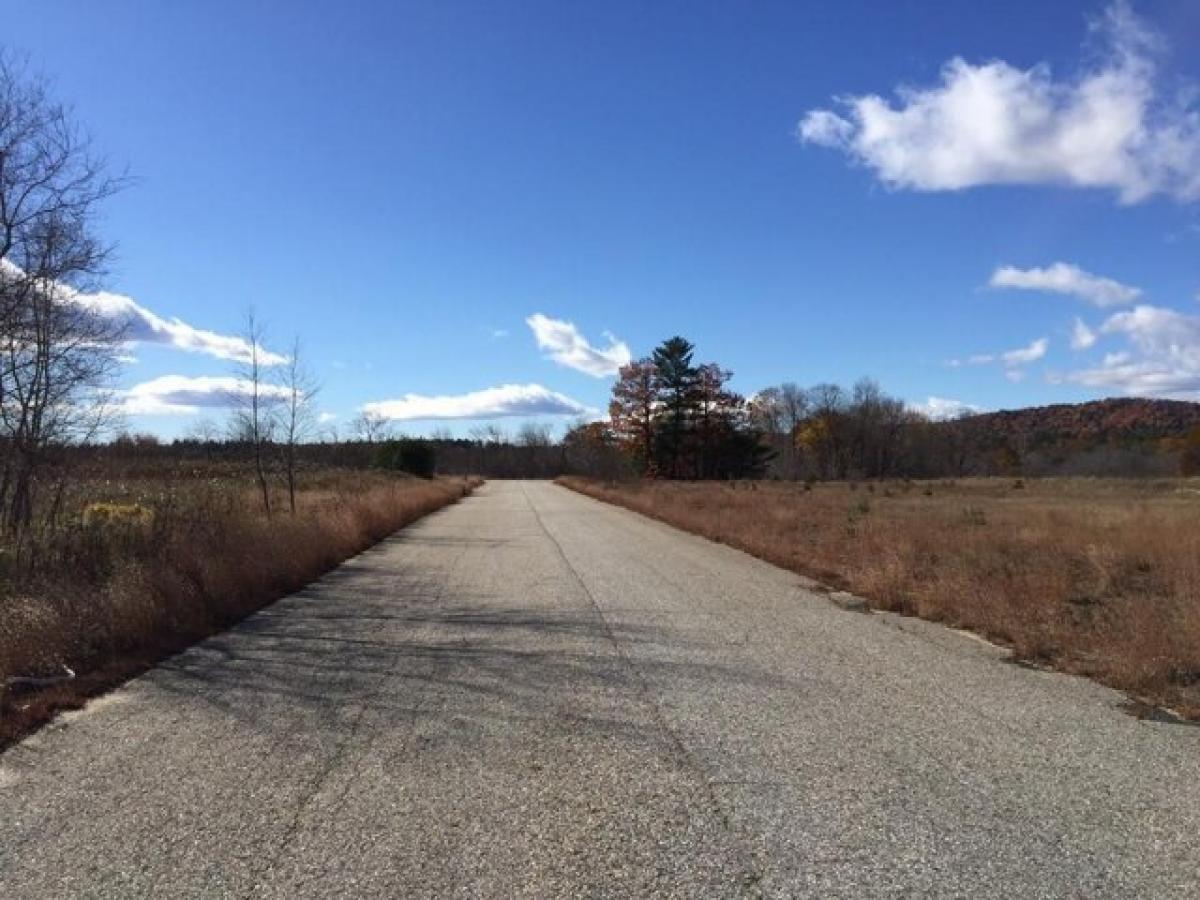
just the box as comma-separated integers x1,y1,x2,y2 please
94,336,1200,481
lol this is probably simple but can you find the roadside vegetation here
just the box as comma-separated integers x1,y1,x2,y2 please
0,453,478,747
560,476,1200,718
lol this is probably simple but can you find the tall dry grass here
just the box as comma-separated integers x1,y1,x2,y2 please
559,476,1200,717
0,466,479,745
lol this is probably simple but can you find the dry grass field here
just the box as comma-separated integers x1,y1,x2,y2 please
559,475,1200,718
0,460,479,746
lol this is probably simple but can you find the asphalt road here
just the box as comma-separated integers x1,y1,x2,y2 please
1,481,1198,898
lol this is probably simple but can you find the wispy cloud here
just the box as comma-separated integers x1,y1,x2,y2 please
951,337,1048,368
0,259,286,366
1002,337,1049,366
121,375,290,416
361,383,592,421
798,2,1200,203
990,263,1142,307
949,337,1048,382
1071,317,1099,350
526,313,631,377
73,289,288,365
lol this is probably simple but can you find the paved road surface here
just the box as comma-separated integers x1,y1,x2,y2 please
1,481,1198,898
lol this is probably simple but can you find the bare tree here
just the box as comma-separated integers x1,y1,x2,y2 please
0,55,127,532
277,336,318,514
778,383,808,478
351,410,390,444
184,418,221,443
232,311,276,516
516,422,553,447
470,424,506,445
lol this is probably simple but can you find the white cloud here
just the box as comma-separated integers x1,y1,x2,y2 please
0,258,286,365
121,375,290,416
949,337,1048,380
1002,337,1049,366
798,2,1200,203
1060,303,1200,398
318,412,338,424
910,396,984,420
526,313,631,377
73,289,288,365
362,383,592,421
1102,305,1200,365
1071,317,1099,350
990,263,1142,307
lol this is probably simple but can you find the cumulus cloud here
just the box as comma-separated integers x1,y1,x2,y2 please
1071,317,1099,350
1060,303,1200,398
121,375,290,416
526,314,631,377
361,383,592,421
990,263,1142,307
798,2,1200,203
909,396,984,420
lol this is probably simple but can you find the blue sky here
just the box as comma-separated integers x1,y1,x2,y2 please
5,0,1200,437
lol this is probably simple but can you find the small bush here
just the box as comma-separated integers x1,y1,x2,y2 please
82,503,154,529
962,506,987,526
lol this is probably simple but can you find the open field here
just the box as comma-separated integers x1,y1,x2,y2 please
559,475,1200,717
0,459,479,746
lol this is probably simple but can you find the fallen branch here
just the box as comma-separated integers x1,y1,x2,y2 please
4,666,76,693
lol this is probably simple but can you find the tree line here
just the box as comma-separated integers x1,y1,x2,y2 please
561,338,930,482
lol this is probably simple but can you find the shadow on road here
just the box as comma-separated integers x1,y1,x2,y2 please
149,555,786,747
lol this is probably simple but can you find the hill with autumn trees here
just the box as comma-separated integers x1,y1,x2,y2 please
940,398,1200,477
957,398,1200,444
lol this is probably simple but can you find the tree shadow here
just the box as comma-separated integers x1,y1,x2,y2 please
149,572,787,746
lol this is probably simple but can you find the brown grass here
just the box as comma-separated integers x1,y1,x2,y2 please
0,465,480,747
559,476,1200,717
